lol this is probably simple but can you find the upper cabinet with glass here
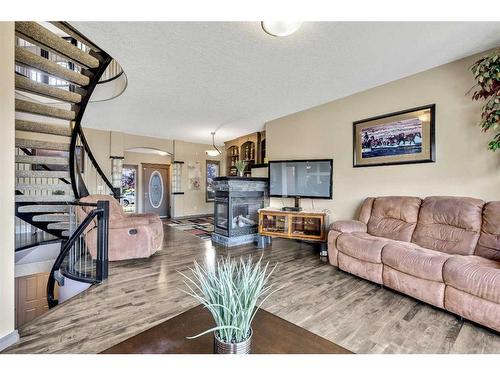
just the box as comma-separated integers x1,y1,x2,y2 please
224,131,265,176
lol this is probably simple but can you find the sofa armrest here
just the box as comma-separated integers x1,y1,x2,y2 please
329,220,367,233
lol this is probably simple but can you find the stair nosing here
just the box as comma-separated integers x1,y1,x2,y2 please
15,119,72,137
15,138,70,151
15,99,76,121
15,22,100,69
16,170,70,178
15,154,69,165
15,75,82,103
15,47,90,86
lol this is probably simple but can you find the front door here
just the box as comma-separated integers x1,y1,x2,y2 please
142,163,169,218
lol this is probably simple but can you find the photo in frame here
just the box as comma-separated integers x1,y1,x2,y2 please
353,104,435,167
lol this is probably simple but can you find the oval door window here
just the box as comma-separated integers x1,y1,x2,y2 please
149,171,164,209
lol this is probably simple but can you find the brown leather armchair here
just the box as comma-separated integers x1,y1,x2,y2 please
76,194,163,261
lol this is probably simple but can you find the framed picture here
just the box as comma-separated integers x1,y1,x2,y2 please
187,161,201,190
206,160,220,202
353,104,435,167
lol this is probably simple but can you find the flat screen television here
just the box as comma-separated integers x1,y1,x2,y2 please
269,159,333,199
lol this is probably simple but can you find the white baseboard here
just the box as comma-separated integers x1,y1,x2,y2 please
0,330,19,352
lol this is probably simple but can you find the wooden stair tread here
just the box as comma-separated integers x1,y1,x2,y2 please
32,213,70,222
15,195,73,203
15,99,76,120
16,183,72,191
15,138,70,151
16,170,70,178
15,154,69,165
15,22,99,69
16,75,82,103
17,205,70,213
15,119,72,137
46,221,70,230
15,47,90,86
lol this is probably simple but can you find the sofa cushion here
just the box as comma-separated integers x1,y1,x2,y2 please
367,196,422,242
411,196,484,255
475,201,500,261
444,286,500,333
382,242,452,282
338,252,383,284
337,232,395,264
443,256,500,304
383,266,446,308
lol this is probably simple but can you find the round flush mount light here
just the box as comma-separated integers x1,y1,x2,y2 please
261,21,303,37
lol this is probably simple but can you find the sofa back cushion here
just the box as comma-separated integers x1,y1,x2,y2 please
412,196,484,255
366,196,422,241
357,197,375,224
79,194,124,222
475,201,500,261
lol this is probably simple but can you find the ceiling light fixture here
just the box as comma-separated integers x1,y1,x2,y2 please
206,132,221,157
261,21,303,37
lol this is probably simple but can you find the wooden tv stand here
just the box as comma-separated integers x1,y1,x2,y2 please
258,208,329,255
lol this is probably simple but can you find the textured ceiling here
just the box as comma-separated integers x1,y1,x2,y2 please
73,22,500,144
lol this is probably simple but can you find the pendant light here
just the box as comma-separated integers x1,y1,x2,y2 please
206,132,221,156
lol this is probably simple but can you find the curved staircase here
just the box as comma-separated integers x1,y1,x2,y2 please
14,22,121,248
14,22,123,306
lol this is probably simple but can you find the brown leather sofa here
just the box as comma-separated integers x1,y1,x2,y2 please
328,196,500,332
77,194,164,261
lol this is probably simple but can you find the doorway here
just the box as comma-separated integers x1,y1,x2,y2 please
142,163,170,218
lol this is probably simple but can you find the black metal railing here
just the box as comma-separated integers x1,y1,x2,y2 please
47,200,109,308
71,125,120,199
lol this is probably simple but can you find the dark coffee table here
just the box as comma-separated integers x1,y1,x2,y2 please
101,305,352,354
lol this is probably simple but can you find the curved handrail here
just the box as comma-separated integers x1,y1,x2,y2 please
68,50,118,199
97,69,124,84
46,203,100,308
46,200,109,308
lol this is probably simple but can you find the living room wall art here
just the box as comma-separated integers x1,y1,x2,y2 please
353,104,436,167
187,161,201,190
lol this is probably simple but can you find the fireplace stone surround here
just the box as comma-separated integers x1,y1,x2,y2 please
212,177,269,247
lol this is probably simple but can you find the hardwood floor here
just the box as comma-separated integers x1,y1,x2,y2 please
4,225,500,354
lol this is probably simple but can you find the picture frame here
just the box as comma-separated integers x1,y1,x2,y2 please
353,104,435,168
206,160,220,202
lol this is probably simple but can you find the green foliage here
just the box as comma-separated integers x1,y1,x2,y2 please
179,256,277,344
234,160,248,174
470,49,500,151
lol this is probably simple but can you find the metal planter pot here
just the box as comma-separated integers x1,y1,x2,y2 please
214,329,252,354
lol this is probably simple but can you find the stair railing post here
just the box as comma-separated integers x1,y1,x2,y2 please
96,200,109,281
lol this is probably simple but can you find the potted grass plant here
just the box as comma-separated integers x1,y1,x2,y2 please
179,256,277,354
234,160,248,177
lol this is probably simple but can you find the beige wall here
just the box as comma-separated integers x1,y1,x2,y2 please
0,22,16,344
266,50,500,221
172,140,225,218
82,128,224,217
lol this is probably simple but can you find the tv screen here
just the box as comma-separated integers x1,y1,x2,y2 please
269,159,333,199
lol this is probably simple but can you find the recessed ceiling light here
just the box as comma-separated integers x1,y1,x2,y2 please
261,21,303,37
